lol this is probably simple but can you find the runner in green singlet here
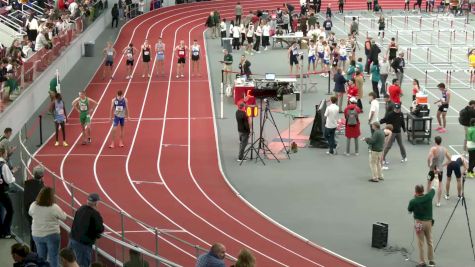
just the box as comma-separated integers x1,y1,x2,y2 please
72,91,98,145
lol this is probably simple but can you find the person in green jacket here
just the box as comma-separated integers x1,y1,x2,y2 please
364,122,385,182
467,118,475,177
408,184,436,267
370,60,381,98
346,60,356,80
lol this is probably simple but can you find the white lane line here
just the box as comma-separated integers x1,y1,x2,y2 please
132,180,164,185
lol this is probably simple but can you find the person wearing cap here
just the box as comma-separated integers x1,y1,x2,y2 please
69,193,104,267
434,82,451,133
364,122,385,182
236,102,250,162
344,97,362,156
380,103,407,166
24,165,45,251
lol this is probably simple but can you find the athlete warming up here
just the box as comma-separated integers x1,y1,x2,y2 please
72,91,98,145
190,39,201,77
109,90,130,148
102,42,116,80
123,43,138,79
175,40,188,78
155,37,166,77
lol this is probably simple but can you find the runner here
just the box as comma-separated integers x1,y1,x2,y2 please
338,39,348,71
174,40,188,78
141,39,151,78
102,42,116,80
109,90,130,148
288,41,300,75
322,41,331,77
307,39,317,73
50,93,68,147
123,43,138,79
434,82,450,133
316,36,325,71
377,14,385,39
387,38,398,63
155,37,165,77
445,154,467,200
72,91,98,145
190,39,201,77
427,136,451,207
469,49,475,83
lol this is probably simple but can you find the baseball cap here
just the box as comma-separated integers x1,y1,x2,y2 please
87,193,101,202
394,104,401,109
349,97,357,103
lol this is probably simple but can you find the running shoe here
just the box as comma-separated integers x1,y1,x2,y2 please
176,75,179,78
444,194,450,200
264,47,268,51
378,177,384,180
436,202,441,207
181,74,184,77
142,74,145,78
355,153,359,156
382,166,389,170
467,172,475,178
435,126,442,131
55,141,59,146
63,141,69,147
119,141,124,147
88,138,92,144
401,157,408,163
428,260,436,267
439,128,447,133
109,143,115,148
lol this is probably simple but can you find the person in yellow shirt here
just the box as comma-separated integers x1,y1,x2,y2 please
470,49,475,85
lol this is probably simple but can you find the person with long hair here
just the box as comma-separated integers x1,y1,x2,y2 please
141,39,151,78
29,187,67,267
412,79,420,101
233,248,255,267
50,93,68,147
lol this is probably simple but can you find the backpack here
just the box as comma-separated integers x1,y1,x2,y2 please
459,106,472,126
347,108,358,126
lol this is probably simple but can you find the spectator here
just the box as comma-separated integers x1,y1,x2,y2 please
239,55,251,78
364,122,385,182
24,165,45,252
29,187,67,267
196,243,226,267
35,29,50,51
368,40,381,72
380,103,407,166
26,14,39,45
232,248,255,267
11,243,49,267
205,12,216,38
0,127,16,164
344,97,362,156
379,57,390,96
349,17,358,36
60,247,79,267
346,59,356,81
370,60,381,98
333,68,346,112
69,193,104,267
391,52,405,85
368,92,380,133
213,10,221,40
467,118,475,177
111,3,119,28
408,184,436,267
235,2,242,25
124,249,150,267
387,78,402,105
324,96,339,155
69,1,79,18
222,49,233,88
0,147,17,239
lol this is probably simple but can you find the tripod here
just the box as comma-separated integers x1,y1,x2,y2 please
258,99,290,160
240,113,265,165
435,175,475,261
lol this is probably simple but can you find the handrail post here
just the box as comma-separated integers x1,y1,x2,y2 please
154,228,160,267
120,211,125,263
195,245,200,258
327,71,331,95
70,183,75,214
37,115,43,147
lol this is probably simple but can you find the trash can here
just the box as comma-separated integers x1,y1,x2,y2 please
222,37,232,53
84,41,95,57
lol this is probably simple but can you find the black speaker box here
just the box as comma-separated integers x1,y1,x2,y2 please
371,222,388,249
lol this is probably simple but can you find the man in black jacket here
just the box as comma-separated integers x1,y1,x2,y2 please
236,103,250,161
391,52,405,86
69,193,104,267
380,104,407,167
368,40,381,71
23,165,45,252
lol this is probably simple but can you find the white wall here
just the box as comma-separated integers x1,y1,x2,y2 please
0,10,112,136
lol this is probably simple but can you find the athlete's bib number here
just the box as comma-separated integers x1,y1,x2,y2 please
57,108,64,115
115,106,124,112
144,51,149,56
292,49,298,55
192,51,199,56
79,105,87,111
127,53,133,59
178,50,185,56
158,51,164,55
107,51,113,56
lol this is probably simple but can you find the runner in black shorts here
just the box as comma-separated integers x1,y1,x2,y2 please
174,40,188,78
141,39,151,78
288,42,299,75
446,155,467,199
190,39,201,77
123,43,137,79
434,83,450,133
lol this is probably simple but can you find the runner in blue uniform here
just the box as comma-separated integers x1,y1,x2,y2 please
50,93,68,147
109,90,130,148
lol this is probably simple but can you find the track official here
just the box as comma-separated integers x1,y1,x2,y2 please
408,184,436,267
236,103,250,162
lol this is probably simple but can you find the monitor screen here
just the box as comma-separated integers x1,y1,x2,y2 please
265,73,276,81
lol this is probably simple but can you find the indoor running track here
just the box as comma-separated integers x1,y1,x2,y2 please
33,1,362,266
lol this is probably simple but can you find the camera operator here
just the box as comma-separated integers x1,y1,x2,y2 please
236,102,250,162
408,184,436,267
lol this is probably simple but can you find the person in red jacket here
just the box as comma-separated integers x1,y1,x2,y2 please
344,97,363,156
388,78,402,104
346,78,358,104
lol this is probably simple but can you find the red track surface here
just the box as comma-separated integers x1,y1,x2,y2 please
32,1,376,266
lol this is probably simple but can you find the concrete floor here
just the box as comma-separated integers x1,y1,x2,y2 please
208,10,475,267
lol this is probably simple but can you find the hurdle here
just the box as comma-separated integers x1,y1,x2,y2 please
414,31,435,45
423,69,450,88
447,69,474,89
406,47,431,64
395,29,416,45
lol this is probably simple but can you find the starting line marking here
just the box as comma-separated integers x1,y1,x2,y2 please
36,153,128,157
90,79,210,85
162,144,188,147
132,180,164,185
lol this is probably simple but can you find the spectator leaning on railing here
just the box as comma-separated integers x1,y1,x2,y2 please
24,165,46,252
